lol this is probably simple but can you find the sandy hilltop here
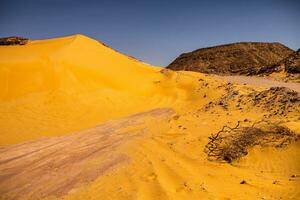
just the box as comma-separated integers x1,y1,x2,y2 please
0,35,299,200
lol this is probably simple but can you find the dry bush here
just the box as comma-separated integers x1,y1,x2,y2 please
204,121,299,163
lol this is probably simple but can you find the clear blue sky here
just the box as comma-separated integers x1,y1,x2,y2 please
1,0,299,66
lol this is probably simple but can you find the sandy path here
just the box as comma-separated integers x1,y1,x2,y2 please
215,75,300,92
0,108,174,200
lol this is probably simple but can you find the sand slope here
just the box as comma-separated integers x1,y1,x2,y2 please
0,35,299,200
0,108,174,199
0,34,198,145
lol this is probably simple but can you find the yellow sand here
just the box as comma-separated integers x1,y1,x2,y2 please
0,34,199,145
0,35,299,199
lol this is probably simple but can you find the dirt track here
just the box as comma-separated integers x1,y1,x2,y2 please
0,108,174,200
216,75,300,92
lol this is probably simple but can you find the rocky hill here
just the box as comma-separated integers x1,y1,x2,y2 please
167,42,294,75
0,36,28,45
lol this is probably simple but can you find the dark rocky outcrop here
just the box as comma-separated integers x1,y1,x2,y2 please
257,49,300,75
0,37,29,45
279,49,300,73
167,42,294,75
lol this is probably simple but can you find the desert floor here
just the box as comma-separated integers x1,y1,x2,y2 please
0,35,299,200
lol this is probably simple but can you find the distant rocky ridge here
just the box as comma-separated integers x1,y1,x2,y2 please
167,42,296,75
0,36,28,45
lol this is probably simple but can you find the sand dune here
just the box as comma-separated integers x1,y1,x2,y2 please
0,35,299,200
0,34,196,145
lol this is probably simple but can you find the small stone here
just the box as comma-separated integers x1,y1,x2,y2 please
173,115,180,120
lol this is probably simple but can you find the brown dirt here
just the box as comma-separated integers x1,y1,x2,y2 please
0,108,174,200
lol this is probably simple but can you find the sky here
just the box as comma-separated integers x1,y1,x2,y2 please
1,0,300,66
